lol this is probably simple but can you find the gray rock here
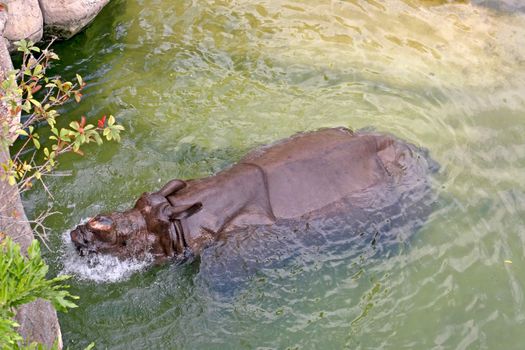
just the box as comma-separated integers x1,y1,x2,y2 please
0,36,20,140
473,0,525,12
0,36,12,75
0,5,8,35
39,0,110,39
15,299,63,349
3,0,43,49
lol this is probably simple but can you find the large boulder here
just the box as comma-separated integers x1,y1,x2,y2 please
0,4,7,35
3,0,43,48
39,0,110,39
0,37,12,75
0,35,18,138
473,0,525,12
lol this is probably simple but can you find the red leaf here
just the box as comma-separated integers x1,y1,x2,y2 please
10,106,20,116
97,115,107,129
80,116,86,128
31,85,42,94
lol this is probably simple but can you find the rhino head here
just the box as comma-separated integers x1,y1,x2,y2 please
70,180,201,263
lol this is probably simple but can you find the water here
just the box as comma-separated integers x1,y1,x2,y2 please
60,229,154,283
21,0,525,348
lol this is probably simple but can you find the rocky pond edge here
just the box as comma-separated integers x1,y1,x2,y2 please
0,0,109,348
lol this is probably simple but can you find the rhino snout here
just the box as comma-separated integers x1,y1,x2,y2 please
70,226,98,256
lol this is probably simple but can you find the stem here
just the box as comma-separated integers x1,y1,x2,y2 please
12,137,31,161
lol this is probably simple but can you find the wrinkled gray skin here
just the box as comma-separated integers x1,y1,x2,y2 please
70,127,436,264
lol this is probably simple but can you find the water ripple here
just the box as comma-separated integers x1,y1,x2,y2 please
20,0,525,348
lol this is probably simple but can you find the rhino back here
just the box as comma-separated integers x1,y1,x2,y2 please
240,128,392,219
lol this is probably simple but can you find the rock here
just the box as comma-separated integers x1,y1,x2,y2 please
473,0,525,12
0,36,12,75
39,0,110,39
0,35,20,142
0,35,21,141
3,0,43,49
15,299,63,349
0,4,8,35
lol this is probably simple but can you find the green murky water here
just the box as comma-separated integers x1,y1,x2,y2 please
23,0,525,348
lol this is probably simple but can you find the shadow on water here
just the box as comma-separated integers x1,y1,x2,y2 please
197,190,439,300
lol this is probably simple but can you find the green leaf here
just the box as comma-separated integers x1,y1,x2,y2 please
76,74,83,86
33,64,42,76
69,121,80,130
93,133,103,145
62,82,72,92
15,39,29,54
32,138,40,149
29,99,41,108
22,100,31,113
48,51,59,60
59,129,71,142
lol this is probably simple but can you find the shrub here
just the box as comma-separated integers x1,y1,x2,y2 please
0,39,124,193
0,236,77,349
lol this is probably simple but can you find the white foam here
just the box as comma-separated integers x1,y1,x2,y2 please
60,229,154,283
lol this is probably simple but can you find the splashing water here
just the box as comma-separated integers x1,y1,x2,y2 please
60,229,154,283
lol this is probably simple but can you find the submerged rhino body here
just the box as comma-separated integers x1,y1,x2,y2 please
71,127,436,263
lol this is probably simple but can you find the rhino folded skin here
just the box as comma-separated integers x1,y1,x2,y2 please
70,127,437,265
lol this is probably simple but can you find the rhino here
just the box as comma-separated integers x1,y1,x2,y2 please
70,127,437,264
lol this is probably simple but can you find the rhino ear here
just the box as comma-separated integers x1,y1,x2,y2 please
166,202,202,220
156,179,186,197
87,216,113,232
